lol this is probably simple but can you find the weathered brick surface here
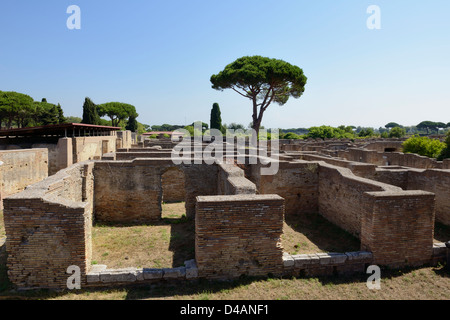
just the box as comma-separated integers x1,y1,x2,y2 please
282,251,373,277
162,167,186,203
3,163,94,289
0,149,48,209
217,163,257,195
94,162,162,223
361,191,435,267
195,195,285,279
407,169,450,226
318,163,401,237
256,161,319,215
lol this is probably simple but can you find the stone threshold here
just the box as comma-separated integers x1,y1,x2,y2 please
282,251,373,268
87,259,198,284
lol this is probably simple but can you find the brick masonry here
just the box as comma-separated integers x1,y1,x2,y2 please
0,148,48,209
195,194,285,279
2,149,447,290
3,163,93,289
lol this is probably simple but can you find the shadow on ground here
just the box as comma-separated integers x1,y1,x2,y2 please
284,212,360,253
435,222,450,243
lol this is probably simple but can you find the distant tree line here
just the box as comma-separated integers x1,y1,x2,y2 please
0,91,66,129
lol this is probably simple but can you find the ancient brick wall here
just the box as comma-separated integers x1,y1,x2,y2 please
318,164,402,238
3,163,93,289
217,163,257,195
94,161,162,223
72,136,116,163
407,169,450,226
361,191,435,267
195,195,285,279
255,161,319,216
0,148,48,209
162,167,186,203
339,148,444,169
94,159,218,222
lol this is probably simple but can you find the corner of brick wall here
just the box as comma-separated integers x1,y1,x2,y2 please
195,194,285,279
361,190,435,267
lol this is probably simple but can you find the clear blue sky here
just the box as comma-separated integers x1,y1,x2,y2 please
1,0,449,129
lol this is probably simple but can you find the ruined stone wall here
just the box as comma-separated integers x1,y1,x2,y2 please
217,163,257,195
0,148,48,209
94,159,218,222
361,191,435,267
339,148,444,169
116,131,132,149
3,163,94,289
317,164,401,238
94,161,162,223
195,194,285,279
255,161,319,216
116,151,175,160
72,136,116,163
407,169,450,226
372,168,409,190
162,167,186,203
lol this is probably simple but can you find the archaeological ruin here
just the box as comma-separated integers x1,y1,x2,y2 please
0,129,449,290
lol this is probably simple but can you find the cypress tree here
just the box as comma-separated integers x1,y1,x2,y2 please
57,103,66,124
126,113,138,132
210,102,222,131
82,97,100,125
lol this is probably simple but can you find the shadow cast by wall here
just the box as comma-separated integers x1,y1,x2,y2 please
284,212,360,253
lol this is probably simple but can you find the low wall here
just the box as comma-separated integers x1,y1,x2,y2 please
162,167,186,203
255,161,319,215
3,162,94,289
407,169,450,226
94,161,162,223
195,194,285,279
339,148,444,169
318,163,402,238
0,148,49,209
93,159,218,223
361,190,435,267
217,163,257,195
73,136,116,163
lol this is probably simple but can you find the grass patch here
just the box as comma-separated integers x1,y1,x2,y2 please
1,204,450,300
91,202,194,269
0,265,445,300
282,212,360,254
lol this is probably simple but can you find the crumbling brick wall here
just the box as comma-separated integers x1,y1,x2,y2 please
162,167,186,203
94,161,162,223
317,163,402,238
361,191,435,267
195,194,285,279
0,148,48,209
255,161,319,215
3,163,93,289
217,163,257,195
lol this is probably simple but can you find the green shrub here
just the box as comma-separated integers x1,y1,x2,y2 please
149,134,158,139
402,135,446,159
437,132,450,161
282,132,302,140
389,126,406,138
